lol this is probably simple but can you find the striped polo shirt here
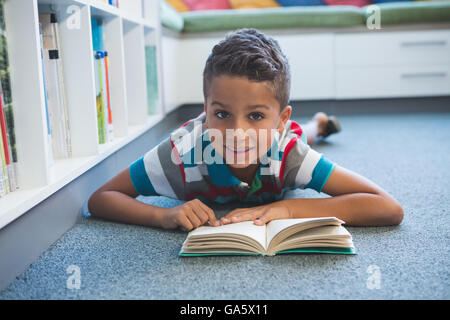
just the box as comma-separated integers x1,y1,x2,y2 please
129,111,336,204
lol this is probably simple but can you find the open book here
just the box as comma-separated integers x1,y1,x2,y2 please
179,217,356,256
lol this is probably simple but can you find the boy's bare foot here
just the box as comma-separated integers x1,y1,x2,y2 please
313,112,329,137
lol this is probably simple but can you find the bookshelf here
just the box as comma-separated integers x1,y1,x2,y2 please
0,0,165,229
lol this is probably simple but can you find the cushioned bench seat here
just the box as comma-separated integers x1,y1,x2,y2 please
369,1,450,25
181,6,365,32
160,1,450,33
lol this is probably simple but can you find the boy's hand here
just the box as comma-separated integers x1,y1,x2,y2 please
159,199,220,231
220,202,292,226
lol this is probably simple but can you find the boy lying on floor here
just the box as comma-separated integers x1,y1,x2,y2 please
88,28,403,231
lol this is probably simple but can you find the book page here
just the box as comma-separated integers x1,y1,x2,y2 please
266,217,343,248
187,221,267,250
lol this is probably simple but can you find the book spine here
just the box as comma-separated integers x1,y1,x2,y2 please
39,23,54,166
0,76,9,166
0,85,12,193
0,0,18,191
99,53,110,143
50,13,72,158
103,51,113,142
94,51,105,144
145,45,159,115
91,17,104,52
43,49,67,159
0,118,8,197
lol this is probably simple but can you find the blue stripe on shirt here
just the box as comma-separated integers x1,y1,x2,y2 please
305,155,336,193
129,156,157,196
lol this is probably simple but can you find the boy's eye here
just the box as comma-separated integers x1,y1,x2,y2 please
249,112,264,121
215,111,229,119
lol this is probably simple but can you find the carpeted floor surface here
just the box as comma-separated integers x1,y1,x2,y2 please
1,111,449,299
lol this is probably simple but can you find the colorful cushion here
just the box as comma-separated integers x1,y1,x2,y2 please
183,0,232,11
229,0,280,9
160,0,185,31
165,0,190,12
276,0,325,5
372,0,412,3
323,0,373,7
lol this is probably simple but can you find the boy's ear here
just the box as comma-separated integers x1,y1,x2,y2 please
203,103,208,128
278,105,292,133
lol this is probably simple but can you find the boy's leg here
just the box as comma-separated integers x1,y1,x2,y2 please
301,112,328,145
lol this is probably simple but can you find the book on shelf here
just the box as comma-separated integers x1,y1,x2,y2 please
94,51,106,144
0,92,8,197
108,0,119,7
0,0,18,195
38,22,54,167
103,51,113,142
39,13,72,160
145,45,158,115
92,17,113,144
180,217,356,257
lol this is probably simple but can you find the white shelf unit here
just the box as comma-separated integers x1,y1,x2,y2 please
0,0,165,229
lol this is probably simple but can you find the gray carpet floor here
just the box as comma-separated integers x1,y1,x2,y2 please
1,111,449,299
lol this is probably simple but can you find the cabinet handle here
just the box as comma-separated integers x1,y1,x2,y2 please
401,72,447,79
400,40,447,47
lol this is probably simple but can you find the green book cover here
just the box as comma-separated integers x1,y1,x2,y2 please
145,46,158,115
94,51,105,144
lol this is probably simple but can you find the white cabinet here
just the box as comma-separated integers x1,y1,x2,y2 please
277,33,334,101
167,28,450,104
335,29,450,99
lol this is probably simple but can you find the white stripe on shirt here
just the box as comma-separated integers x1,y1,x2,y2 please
185,166,203,183
144,146,177,198
295,148,322,188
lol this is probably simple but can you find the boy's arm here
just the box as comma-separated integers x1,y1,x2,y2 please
87,168,165,227
221,165,404,227
88,168,219,230
280,165,404,226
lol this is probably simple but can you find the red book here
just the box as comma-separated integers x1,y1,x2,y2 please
104,51,112,125
0,88,10,165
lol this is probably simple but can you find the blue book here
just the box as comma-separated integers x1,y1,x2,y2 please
39,23,54,164
91,17,104,52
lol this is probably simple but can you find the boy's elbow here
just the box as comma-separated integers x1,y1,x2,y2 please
384,200,404,226
87,190,102,217
377,194,404,226
390,204,404,225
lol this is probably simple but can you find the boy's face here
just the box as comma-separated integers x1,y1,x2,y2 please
204,75,291,169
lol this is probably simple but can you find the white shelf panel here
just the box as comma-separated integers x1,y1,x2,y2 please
0,0,164,230
0,113,163,230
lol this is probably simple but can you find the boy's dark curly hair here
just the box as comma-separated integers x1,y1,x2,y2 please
203,28,291,111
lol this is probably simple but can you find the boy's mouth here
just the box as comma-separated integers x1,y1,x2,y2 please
224,145,255,154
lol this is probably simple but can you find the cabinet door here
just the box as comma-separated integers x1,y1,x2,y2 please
277,33,334,100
